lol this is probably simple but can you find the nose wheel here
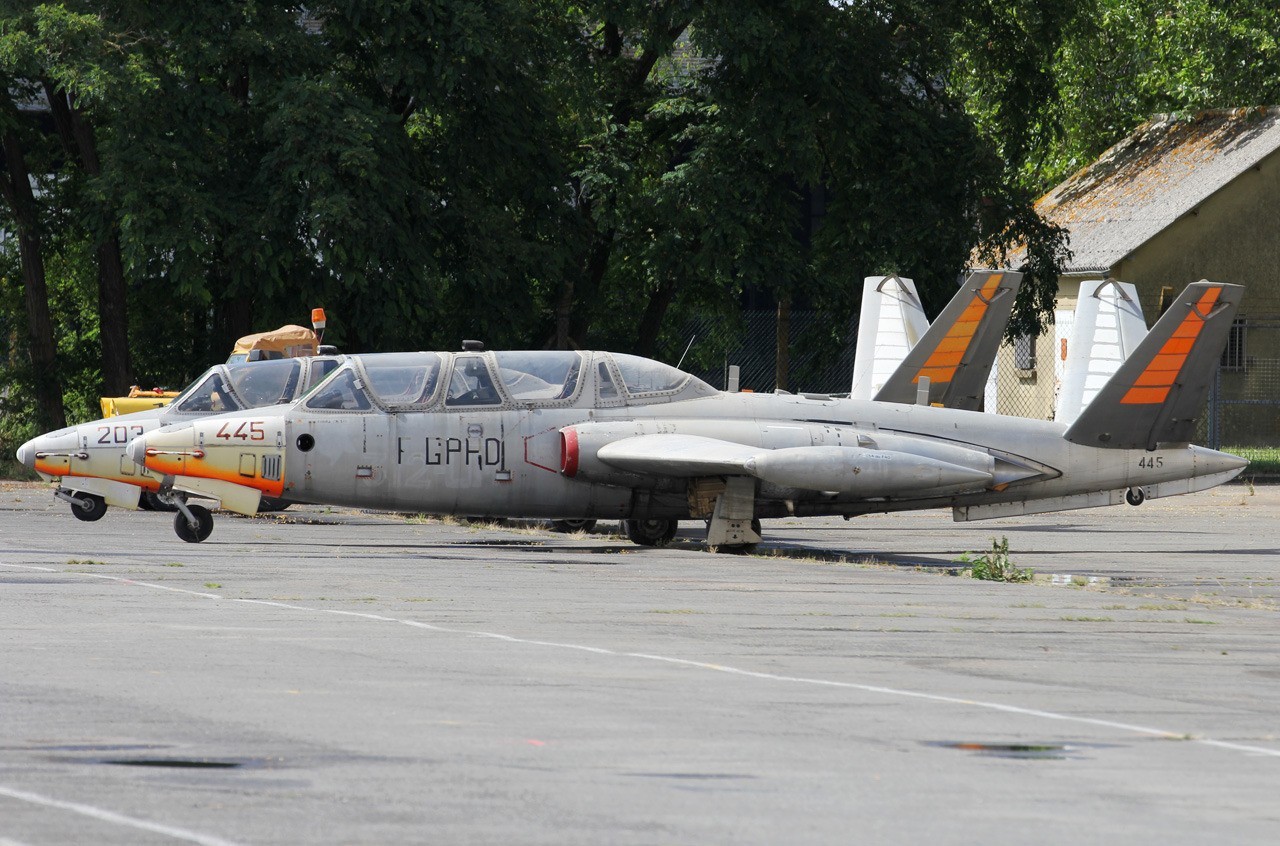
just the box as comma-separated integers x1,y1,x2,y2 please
173,503,214,543
69,492,107,522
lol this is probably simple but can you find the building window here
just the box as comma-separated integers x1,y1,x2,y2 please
1220,318,1246,371
1014,334,1036,373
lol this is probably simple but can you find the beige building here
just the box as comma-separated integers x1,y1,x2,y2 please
992,108,1280,428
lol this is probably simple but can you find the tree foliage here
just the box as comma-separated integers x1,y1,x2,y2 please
9,0,1268,445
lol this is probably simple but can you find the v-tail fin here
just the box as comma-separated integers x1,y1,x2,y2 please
1064,281,1242,450
850,275,929,400
874,270,1022,410
1054,278,1148,426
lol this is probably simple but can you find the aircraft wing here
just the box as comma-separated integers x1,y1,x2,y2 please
874,270,1022,410
1055,279,1148,426
586,433,994,494
595,434,760,476
849,276,929,400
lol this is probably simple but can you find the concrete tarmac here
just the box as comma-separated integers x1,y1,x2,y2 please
1,481,1278,845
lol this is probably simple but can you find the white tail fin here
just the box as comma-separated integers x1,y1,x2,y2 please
1055,279,1148,425
850,275,928,399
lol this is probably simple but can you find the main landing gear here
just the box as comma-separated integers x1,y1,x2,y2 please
621,518,678,547
549,518,597,534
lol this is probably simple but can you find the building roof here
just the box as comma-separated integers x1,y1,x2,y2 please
1013,108,1280,273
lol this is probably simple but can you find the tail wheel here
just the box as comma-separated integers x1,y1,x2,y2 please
1126,487,1146,506
622,518,677,547
174,504,214,543
71,493,107,522
549,519,597,533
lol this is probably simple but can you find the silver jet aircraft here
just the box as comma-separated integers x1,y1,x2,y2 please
124,280,1246,548
16,355,343,523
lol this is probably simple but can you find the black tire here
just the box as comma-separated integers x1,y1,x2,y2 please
71,493,107,522
142,491,179,512
622,518,677,547
174,504,214,543
549,519,597,533
1126,487,1146,506
258,497,291,513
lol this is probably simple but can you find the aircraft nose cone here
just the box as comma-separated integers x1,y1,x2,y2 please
16,437,37,469
126,432,151,467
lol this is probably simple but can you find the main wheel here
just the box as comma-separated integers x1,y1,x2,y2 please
549,519,597,533
622,518,677,547
71,493,107,522
141,491,179,512
174,504,214,543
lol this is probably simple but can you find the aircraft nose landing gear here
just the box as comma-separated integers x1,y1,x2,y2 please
1126,487,1146,506
171,500,214,543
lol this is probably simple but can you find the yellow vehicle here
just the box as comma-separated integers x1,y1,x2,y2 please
100,309,329,417
99,387,182,418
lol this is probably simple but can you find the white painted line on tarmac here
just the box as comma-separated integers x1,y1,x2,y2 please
8,562,1280,760
0,785,243,846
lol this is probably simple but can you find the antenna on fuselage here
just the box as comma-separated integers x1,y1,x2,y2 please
676,335,696,370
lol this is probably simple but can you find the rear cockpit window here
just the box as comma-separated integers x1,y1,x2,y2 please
446,355,502,406
494,351,582,402
226,359,302,407
176,370,244,413
610,353,692,395
309,358,340,386
360,353,443,406
597,361,619,399
305,368,372,411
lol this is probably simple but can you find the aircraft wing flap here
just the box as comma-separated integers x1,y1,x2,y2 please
595,434,758,477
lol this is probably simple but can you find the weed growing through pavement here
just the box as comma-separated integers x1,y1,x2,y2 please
955,536,1033,582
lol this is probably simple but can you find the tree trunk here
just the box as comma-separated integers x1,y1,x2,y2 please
212,292,254,361
43,83,134,393
1,130,65,430
633,276,678,358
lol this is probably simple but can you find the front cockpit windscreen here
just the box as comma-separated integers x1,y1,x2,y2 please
175,369,244,413
494,351,583,401
359,353,443,406
226,359,303,407
305,366,372,411
610,353,715,397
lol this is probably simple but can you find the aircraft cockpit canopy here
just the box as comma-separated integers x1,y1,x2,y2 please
361,353,444,406
494,351,582,401
300,350,716,412
173,359,306,414
171,367,242,414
